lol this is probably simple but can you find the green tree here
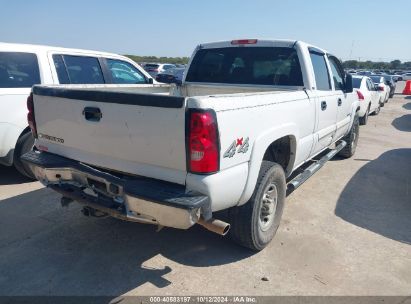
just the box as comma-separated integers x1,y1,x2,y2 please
390,60,402,69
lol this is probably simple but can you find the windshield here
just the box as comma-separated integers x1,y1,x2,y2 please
370,76,382,83
144,64,159,69
185,47,303,86
352,77,362,89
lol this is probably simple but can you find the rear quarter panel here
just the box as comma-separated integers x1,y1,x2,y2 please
186,90,315,209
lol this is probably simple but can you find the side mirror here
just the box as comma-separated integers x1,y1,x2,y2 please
147,78,154,84
344,73,353,93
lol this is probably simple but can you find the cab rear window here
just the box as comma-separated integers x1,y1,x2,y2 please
185,47,303,86
0,52,40,88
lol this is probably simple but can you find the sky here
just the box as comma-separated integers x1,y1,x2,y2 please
1,0,410,62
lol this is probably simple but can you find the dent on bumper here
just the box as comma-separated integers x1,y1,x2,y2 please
21,151,208,229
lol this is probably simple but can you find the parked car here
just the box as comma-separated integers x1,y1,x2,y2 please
352,76,381,125
370,75,390,103
144,63,176,77
23,39,359,251
155,68,185,84
357,71,372,76
402,72,411,81
0,42,156,178
383,75,396,98
391,74,403,82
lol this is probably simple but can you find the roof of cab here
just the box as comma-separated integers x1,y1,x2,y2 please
197,39,328,54
0,42,123,58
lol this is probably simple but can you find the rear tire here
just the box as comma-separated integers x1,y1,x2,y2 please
359,105,369,125
13,131,35,179
373,105,380,116
338,115,359,159
228,161,286,251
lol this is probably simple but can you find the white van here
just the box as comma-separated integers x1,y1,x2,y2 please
0,42,157,177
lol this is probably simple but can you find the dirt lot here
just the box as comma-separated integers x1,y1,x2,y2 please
0,84,410,297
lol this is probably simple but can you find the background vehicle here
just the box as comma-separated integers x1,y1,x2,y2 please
155,67,185,84
352,76,380,125
370,75,390,103
402,72,411,81
0,42,156,178
383,75,396,98
144,63,176,77
357,71,372,76
24,39,359,251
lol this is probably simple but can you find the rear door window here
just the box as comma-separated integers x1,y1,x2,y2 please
185,47,304,86
52,54,105,84
0,52,40,88
106,59,147,84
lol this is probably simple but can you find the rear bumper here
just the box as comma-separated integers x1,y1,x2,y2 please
21,151,208,229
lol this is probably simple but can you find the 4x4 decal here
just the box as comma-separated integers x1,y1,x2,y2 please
223,137,249,158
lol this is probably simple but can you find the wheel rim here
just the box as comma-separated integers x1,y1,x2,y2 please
259,182,278,232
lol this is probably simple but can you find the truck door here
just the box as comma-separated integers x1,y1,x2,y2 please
309,50,338,156
328,56,351,140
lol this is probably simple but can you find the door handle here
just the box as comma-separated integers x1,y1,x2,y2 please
83,107,102,122
337,98,342,106
321,101,327,111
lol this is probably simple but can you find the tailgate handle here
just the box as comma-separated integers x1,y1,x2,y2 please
83,107,102,122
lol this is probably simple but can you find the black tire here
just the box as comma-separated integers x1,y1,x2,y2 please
13,131,35,179
373,104,380,116
359,105,369,125
228,161,286,251
338,115,359,159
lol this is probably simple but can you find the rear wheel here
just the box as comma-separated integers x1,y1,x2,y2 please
228,161,286,251
13,131,35,179
338,115,359,159
373,104,380,116
359,105,369,125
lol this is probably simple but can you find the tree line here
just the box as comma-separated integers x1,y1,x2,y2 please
342,59,411,71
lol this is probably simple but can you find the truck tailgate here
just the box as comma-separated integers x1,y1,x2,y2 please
32,86,187,184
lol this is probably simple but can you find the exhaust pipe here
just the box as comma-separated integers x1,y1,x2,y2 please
197,218,230,236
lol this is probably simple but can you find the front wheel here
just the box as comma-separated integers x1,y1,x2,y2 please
228,161,286,251
338,115,359,159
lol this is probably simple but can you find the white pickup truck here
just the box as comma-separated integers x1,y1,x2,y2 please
23,39,359,251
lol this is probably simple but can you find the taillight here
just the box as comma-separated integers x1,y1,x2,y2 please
187,110,219,173
27,92,38,138
356,90,365,101
378,85,385,91
231,39,258,45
